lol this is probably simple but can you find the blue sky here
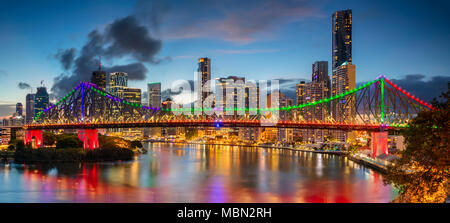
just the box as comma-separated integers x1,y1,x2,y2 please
0,0,449,116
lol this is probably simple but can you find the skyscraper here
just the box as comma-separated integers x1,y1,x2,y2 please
216,76,245,116
332,9,352,70
123,88,142,104
312,61,331,98
26,93,35,124
92,63,107,90
109,72,128,98
332,62,356,142
147,82,161,109
197,57,211,106
34,87,49,118
16,103,23,116
123,87,143,139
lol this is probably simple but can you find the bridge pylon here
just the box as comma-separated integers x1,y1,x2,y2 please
24,129,43,149
371,131,388,158
78,129,99,150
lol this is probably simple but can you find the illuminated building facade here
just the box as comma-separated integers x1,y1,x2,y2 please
92,70,107,90
265,91,293,143
147,82,161,108
26,93,35,124
109,72,128,98
332,62,356,142
216,76,245,116
305,82,327,143
148,82,161,137
16,103,23,116
332,9,352,70
34,87,49,118
197,57,211,108
123,87,142,139
312,61,331,98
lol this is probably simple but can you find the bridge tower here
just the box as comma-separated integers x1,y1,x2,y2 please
371,131,388,157
78,129,99,150
24,130,43,149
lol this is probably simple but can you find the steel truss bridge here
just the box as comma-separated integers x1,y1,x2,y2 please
23,75,434,155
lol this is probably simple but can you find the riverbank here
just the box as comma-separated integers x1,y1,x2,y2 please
158,141,349,156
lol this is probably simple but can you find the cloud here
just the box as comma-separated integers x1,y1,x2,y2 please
51,15,166,97
388,74,450,103
0,70,7,77
55,48,76,70
161,80,195,104
155,0,322,44
104,16,163,63
17,82,31,90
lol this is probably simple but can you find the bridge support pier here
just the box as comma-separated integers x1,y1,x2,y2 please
24,130,43,149
371,131,388,158
78,129,99,150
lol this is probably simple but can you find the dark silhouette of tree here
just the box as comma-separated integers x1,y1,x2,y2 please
384,88,449,203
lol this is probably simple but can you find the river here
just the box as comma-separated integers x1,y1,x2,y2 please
0,142,397,202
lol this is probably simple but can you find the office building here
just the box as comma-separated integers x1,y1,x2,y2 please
148,82,161,108
123,87,142,139
16,103,23,116
92,64,107,90
147,82,162,137
197,57,211,107
109,72,128,98
26,93,35,124
312,61,331,98
34,87,49,118
332,62,356,142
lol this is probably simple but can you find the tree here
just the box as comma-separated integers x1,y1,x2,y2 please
384,89,450,203
43,131,57,146
56,134,82,149
131,140,143,148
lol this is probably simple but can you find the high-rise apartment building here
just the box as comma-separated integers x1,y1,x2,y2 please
109,72,128,98
92,65,107,90
147,82,161,109
26,93,35,124
295,81,328,143
34,87,49,118
332,62,356,142
197,57,211,106
123,87,142,139
16,103,23,116
216,76,245,116
123,87,141,104
312,61,331,98
332,9,352,70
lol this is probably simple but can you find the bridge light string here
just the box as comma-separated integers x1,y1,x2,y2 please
33,82,83,121
383,78,435,110
33,78,382,122
32,76,433,123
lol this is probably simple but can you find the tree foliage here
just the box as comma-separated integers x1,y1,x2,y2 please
384,89,450,203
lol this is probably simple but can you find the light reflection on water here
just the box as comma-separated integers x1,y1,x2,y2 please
0,143,397,203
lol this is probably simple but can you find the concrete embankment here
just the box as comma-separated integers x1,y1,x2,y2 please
347,155,388,173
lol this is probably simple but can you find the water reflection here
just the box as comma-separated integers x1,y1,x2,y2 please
0,143,397,202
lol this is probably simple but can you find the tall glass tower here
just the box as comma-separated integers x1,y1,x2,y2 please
26,93,35,123
34,87,49,117
332,9,352,70
197,57,211,104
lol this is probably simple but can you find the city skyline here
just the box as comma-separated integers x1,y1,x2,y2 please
1,0,450,118
0,1,447,205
